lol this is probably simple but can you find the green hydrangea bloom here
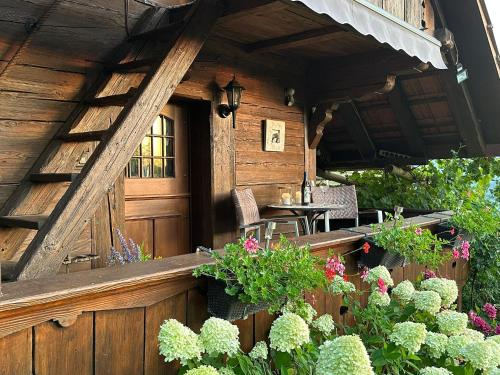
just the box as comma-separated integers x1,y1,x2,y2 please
219,367,236,375
485,367,500,375
311,314,336,336
462,328,485,342
281,301,317,323
461,340,500,371
199,318,239,357
329,275,356,295
249,341,268,360
424,332,448,359
487,335,500,345
269,313,310,353
436,310,468,336
316,335,374,375
420,278,458,307
365,266,394,287
413,291,442,315
392,280,415,304
368,290,391,307
185,365,219,375
446,334,477,359
389,322,427,353
158,319,202,365
419,367,452,375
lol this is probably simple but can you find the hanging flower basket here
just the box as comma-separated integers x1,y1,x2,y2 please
206,278,269,321
358,238,406,269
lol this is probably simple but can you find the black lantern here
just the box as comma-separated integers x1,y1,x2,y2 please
218,76,245,128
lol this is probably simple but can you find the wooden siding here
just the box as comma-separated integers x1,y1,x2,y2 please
366,0,426,29
0,213,468,374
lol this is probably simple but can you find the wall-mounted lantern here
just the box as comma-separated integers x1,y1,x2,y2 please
284,87,295,107
217,76,245,129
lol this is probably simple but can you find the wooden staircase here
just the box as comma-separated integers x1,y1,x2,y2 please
0,0,222,280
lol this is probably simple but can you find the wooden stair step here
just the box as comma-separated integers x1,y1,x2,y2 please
85,89,137,107
30,173,79,183
105,59,157,73
59,130,107,142
0,215,49,230
128,20,185,41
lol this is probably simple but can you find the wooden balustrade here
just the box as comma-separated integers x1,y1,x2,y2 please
0,212,468,375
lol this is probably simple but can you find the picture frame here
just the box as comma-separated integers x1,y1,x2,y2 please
264,119,286,152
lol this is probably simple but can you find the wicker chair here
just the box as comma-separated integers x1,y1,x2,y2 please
311,185,382,231
232,188,310,246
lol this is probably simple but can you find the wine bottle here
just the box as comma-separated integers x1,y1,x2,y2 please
301,171,311,205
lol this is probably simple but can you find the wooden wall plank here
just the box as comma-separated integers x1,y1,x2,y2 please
254,311,274,343
34,312,93,375
186,286,208,333
145,292,187,375
0,328,32,375
234,316,254,353
95,308,145,375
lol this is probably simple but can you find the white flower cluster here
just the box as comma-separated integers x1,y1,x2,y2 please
462,328,485,342
368,290,391,307
436,310,468,336
419,367,452,375
424,332,448,359
389,322,427,354
364,266,394,287
218,367,235,375
158,319,202,365
269,313,310,353
249,341,268,360
329,275,356,295
316,335,375,375
392,280,415,304
420,278,458,307
311,314,336,336
185,365,219,375
445,334,478,359
200,317,240,357
281,301,317,323
461,340,500,371
413,291,442,315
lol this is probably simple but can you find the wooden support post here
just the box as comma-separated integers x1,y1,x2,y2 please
339,101,377,160
308,103,338,149
317,169,352,185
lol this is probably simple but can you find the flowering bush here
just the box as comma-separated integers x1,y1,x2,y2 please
199,318,239,357
368,290,391,307
248,341,268,360
364,265,394,287
269,313,310,353
413,290,442,315
468,302,498,336
108,228,151,265
436,310,468,336
421,278,458,308
158,319,202,365
424,332,449,359
389,322,427,353
420,367,452,375
329,275,356,295
281,301,317,323
311,314,336,337
392,280,415,304
184,366,219,375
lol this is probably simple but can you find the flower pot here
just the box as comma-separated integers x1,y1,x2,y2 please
436,223,454,242
358,238,406,269
206,278,269,321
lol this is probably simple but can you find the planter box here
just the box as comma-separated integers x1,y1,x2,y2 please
358,238,406,269
207,278,269,321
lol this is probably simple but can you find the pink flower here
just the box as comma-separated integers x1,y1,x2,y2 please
360,267,369,282
326,255,345,276
377,278,388,294
461,240,470,252
424,269,437,279
483,303,497,320
496,325,500,335
415,228,423,236
450,227,455,236
452,248,460,259
243,237,259,254
470,314,492,334
469,311,478,322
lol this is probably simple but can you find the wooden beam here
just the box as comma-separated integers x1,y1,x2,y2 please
245,25,343,53
220,0,287,22
338,102,377,160
15,0,223,280
441,71,486,156
317,169,352,185
308,103,338,149
388,79,427,157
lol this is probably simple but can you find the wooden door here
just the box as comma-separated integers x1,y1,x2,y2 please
124,103,190,258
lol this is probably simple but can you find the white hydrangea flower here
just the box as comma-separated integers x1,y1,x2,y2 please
316,335,374,375
219,367,235,375
199,318,240,357
436,310,468,336
269,313,310,353
368,290,391,307
424,332,448,359
389,322,427,353
365,266,394,287
461,340,500,371
484,367,500,375
185,365,220,375
462,328,485,342
487,335,500,345
281,301,317,323
392,280,415,304
329,275,356,295
311,314,336,336
420,278,458,307
446,334,478,359
413,291,442,315
249,341,268,360
158,319,202,365
419,367,452,375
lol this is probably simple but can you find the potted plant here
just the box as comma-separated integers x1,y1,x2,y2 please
193,236,327,321
359,215,450,270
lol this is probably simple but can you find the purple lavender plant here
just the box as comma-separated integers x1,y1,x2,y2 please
107,228,150,266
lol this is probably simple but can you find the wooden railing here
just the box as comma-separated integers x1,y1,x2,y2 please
0,212,467,375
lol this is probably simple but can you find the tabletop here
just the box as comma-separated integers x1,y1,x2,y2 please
267,203,346,211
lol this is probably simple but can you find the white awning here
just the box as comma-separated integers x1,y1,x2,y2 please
290,0,448,69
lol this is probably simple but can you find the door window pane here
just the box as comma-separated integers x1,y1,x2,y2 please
165,159,175,178
142,158,152,178
153,159,163,178
164,138,174,157
129,158,140,177
141,136,152,156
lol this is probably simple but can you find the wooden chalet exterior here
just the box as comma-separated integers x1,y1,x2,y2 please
0,0,496,373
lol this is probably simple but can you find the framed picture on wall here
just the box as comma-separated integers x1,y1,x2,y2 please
264,119,286,152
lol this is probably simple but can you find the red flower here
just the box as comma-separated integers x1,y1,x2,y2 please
450,227,455,236
377,278,388,294
325,268,336,281
362,242,371,254
343,274,349,281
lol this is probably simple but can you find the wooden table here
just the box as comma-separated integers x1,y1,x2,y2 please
267,203,346,233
